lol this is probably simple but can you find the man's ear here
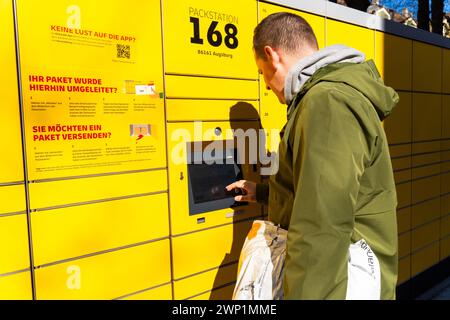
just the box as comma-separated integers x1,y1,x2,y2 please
263,46,280,68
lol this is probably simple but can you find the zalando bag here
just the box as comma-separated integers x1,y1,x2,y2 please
232,220,381,300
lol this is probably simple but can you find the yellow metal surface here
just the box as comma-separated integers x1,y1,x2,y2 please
31,193,169,266
442,195,450,218
412,152,440,167
0,0,24,184
411,242,439,277
0,214,30,275
0,271,32,300
396,182,411,208
29,169,167,209
326,19,375,61
411,198,440,228
412,42,442,93
172,220,253,279
412,164,440,180
443,96,450,138
397,256,411,285
163,0,257,79
397,207,411,234
166,100,260,122
412,141,441,154
442,172,450,195
167,121,262,235
35,239,171,300
389,144,412,158
375,32,412,91
391,157,411,172
394,169,411,184
0,184,26,214
412,93,442,142
441,215,450,238
441,153,450,174
441,236,450,260
398,232,411,258
384,92,411,144
121,283,172,300
412,176,440,203
258,2,326,153
189,283,234,300
173,262,237,300
442,140,450,152
165,76,258,100
411,220,440,252
443,49,450,93
17,0,166,180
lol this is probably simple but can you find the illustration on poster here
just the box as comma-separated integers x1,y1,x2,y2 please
130,124,152,143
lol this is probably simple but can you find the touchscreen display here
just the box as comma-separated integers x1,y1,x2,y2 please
188,161,238,204
187,142,243,215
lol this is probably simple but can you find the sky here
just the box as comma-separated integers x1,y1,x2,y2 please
382,0,450,18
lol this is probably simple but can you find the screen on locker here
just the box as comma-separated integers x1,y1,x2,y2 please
187,145,242,215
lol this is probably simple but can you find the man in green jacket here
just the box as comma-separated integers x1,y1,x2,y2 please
226,12,399,299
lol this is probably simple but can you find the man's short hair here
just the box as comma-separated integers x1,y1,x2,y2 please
253,12,318,59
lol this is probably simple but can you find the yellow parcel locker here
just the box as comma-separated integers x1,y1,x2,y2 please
17,0,166,180
29,169,167,209
397,207,411,234
165,76,259,101
165,75,259,121
34,239,171,300
189,283,235,300
412,93,442,142
383,92,412,145
443,95,450,138
163,0,258,79
397,256,411,285
167,120,262,235
0,214,30,275
258,2,326,153
0,184,26,215
443,49,450,93
412,41,442,93
173,262,237,300
411,198,440,229
326,19,375,61
411,220,440,252
120,283,172,300
31,193,169,266
441,236,450,260
172,219,253,280
374,32,412,91
0,271,32,300
412,175,440,204
166,99,260,122
411,242,439,277
0,0,24,184
398,231,411,258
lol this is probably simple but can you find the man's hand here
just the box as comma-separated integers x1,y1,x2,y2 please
225,180,257,202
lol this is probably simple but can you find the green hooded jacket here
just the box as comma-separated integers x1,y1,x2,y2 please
256,60,399,299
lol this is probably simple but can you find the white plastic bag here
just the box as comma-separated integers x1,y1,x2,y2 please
233,220,381,300
232,220,286,300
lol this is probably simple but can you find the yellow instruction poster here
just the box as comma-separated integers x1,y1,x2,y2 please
0,0,24,184
17,0,165,180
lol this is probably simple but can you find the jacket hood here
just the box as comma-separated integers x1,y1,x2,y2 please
293,60,399,121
